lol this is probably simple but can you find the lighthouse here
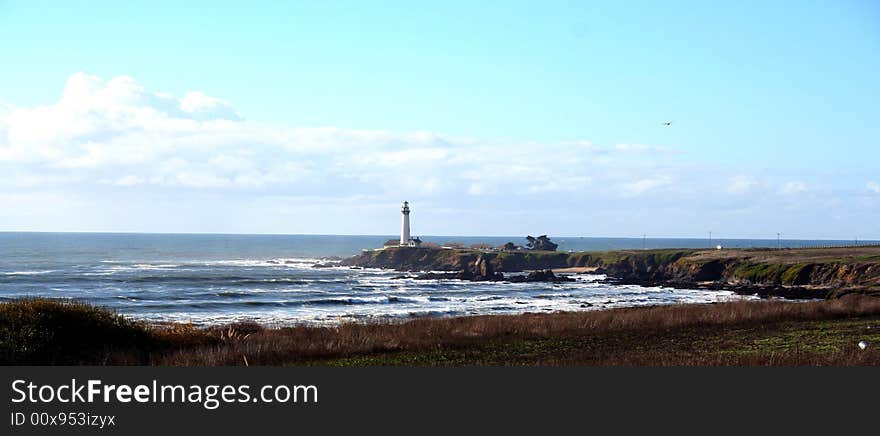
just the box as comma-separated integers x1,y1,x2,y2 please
400,201,411,245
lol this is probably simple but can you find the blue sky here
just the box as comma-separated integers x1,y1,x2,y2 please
1,1,878,238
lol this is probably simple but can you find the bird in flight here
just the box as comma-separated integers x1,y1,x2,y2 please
662,121,672,126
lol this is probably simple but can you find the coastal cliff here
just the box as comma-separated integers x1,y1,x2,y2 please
342,246,880,298
342,247,572,272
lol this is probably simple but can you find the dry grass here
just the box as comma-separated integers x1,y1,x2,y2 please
3,296,880,366
150,295,880,366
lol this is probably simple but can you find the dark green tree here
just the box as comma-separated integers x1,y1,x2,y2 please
525,235,558,251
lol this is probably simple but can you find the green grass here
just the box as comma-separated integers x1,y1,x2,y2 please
780,263,808,285
730,262,786,283
709,318,880,359
727,261,820,285
311,316,880,366
564,249,697,268
313,338,584,366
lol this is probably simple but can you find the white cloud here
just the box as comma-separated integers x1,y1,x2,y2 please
614,143,672,153
10,174,82,188
467,183,493,196
0,73,678,204
622,176,672,196
526,175,592,194
559,141,674,156
108,175,144,187
868,181,880,193
179,91,240,120
727,175,757,194
780,181,808,195
355,148,449,167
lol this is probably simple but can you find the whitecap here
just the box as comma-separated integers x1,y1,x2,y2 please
3,270,55,275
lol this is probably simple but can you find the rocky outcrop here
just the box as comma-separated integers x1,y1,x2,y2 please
507,270,575,283
591,254,880,298
387,254,575,283
341,247,470,271
341,247,571,272
343,246,880,298
409,255,504,281
407,268,574,283
473,255,498,278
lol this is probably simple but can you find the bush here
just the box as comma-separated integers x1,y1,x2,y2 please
0,298,151,364
499,242,520,251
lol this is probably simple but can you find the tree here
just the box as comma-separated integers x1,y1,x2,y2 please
500,242,519,251
525,235,558,251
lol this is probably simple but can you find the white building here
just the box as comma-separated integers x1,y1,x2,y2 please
398,201,421,247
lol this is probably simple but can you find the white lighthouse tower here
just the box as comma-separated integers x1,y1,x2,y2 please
400,201,411,245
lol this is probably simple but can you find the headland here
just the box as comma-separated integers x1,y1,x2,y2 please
342,245,880,299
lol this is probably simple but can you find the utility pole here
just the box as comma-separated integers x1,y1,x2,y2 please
777,232,781,250
709,231,712,248
642,234,646,250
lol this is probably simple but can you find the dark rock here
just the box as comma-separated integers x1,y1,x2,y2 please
311,261,341,268
729,285,831,300
413,268,574,283
474,255,493,277
507,270,575,283
414,270,505,281
692,260,726,281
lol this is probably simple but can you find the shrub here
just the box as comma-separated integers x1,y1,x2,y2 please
0,298,151,364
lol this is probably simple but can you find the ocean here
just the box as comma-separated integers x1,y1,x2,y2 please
1,233,872,325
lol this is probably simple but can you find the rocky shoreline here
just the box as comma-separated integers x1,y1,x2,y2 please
396,269,575,283
601,276,832,300
391,255,575,283
341,246,880,299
